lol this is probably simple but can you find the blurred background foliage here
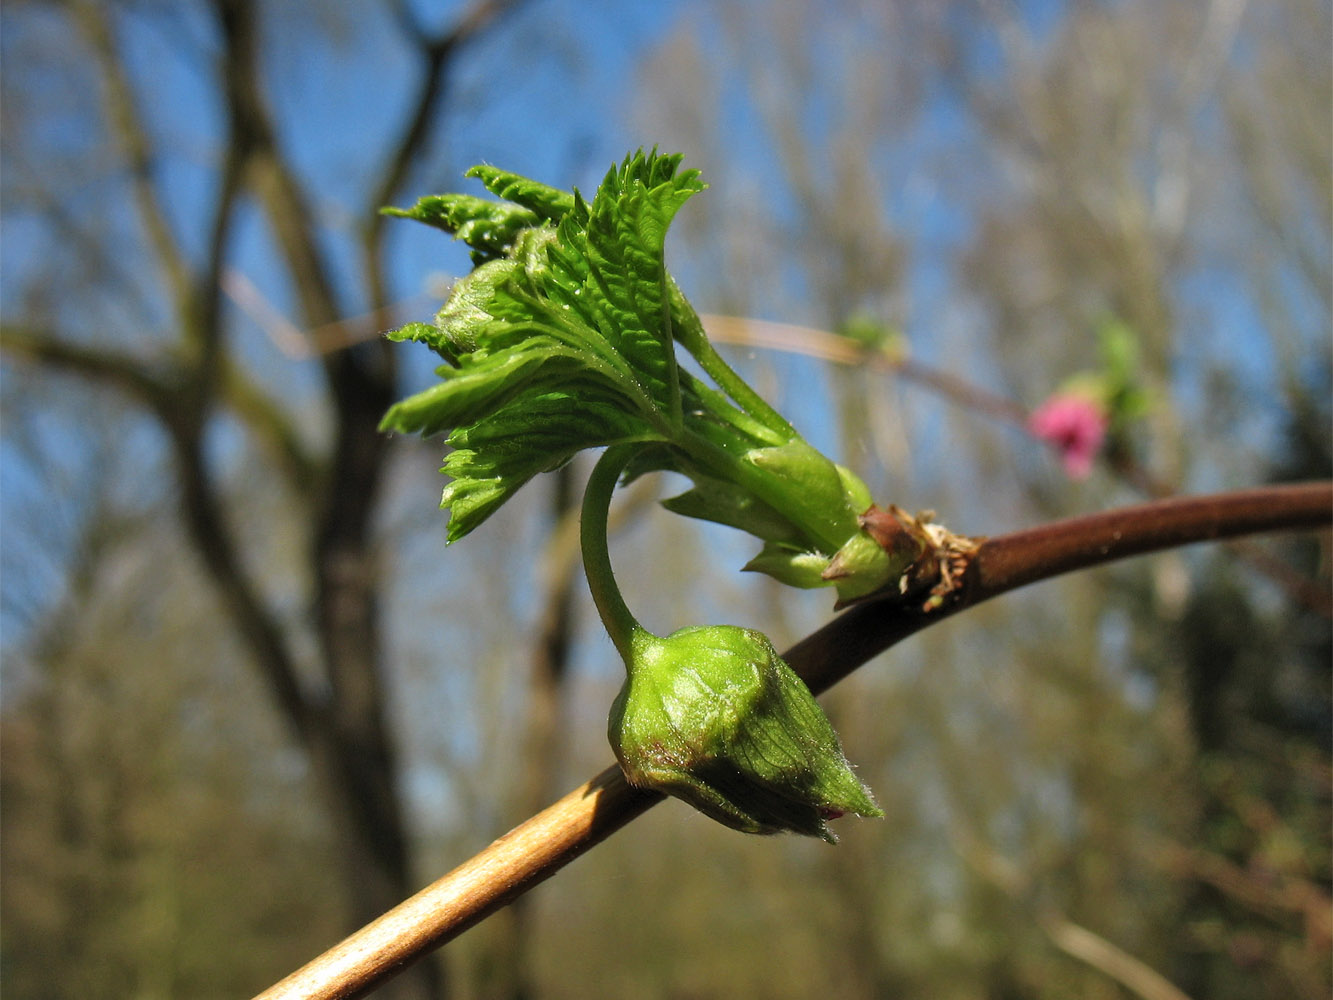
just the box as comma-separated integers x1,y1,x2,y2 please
1,1,1329,998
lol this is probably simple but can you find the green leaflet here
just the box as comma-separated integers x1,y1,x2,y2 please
382,166,576,266
661,476,807,548
381,195,540,265
544,153,705,416
465,164,575,222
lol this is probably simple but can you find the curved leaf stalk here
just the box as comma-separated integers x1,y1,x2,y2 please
668,280,797,439
578,444,646,661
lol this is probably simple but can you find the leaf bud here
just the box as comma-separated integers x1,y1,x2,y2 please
822,506,930,605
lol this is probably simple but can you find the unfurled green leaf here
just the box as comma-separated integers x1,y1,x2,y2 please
381,149,709,540
382,149,919,602
542,151,706,414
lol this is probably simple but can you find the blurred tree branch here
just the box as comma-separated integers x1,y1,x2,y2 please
72,0,193,320
366,0,527,262
704,313,1333,617
955,821,1196,1000
1036,915,1195,1000
2,325,172,411
1,321,317,747
1152,838,1332,946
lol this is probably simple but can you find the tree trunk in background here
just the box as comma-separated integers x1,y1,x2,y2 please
310,343,441,999
2,1,531,996
498,465,580,1000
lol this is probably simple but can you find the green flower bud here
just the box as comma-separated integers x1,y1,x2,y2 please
609,624,882,842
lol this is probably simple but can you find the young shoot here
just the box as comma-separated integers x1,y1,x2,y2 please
380,149,950,837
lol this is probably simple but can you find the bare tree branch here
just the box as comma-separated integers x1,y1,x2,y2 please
219,359,322,494
8,5,533,997
1037,914,1195,1000
1,321,320,742
169,426,321,743
211,0,343,332
366,0,529,242
1,325,172,412
704,313,1333,616
73,0,193,321
192,97,252,387
1153,837,1333,942
702,313,1032,426
73,0,319,739
953,824,1197,1000
255,481,1333,1000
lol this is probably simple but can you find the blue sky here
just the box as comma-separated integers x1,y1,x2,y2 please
2,0,1326,677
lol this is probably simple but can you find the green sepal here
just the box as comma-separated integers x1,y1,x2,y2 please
823,531,903,603
610,624,881,842
661,477,807,547
742,543,832,589
836,463,874,512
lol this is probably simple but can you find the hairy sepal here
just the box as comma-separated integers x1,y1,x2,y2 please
742,544,833,589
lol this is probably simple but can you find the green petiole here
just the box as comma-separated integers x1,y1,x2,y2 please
579,444,648,663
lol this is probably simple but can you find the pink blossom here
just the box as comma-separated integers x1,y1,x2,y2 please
1028,393,1109,479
